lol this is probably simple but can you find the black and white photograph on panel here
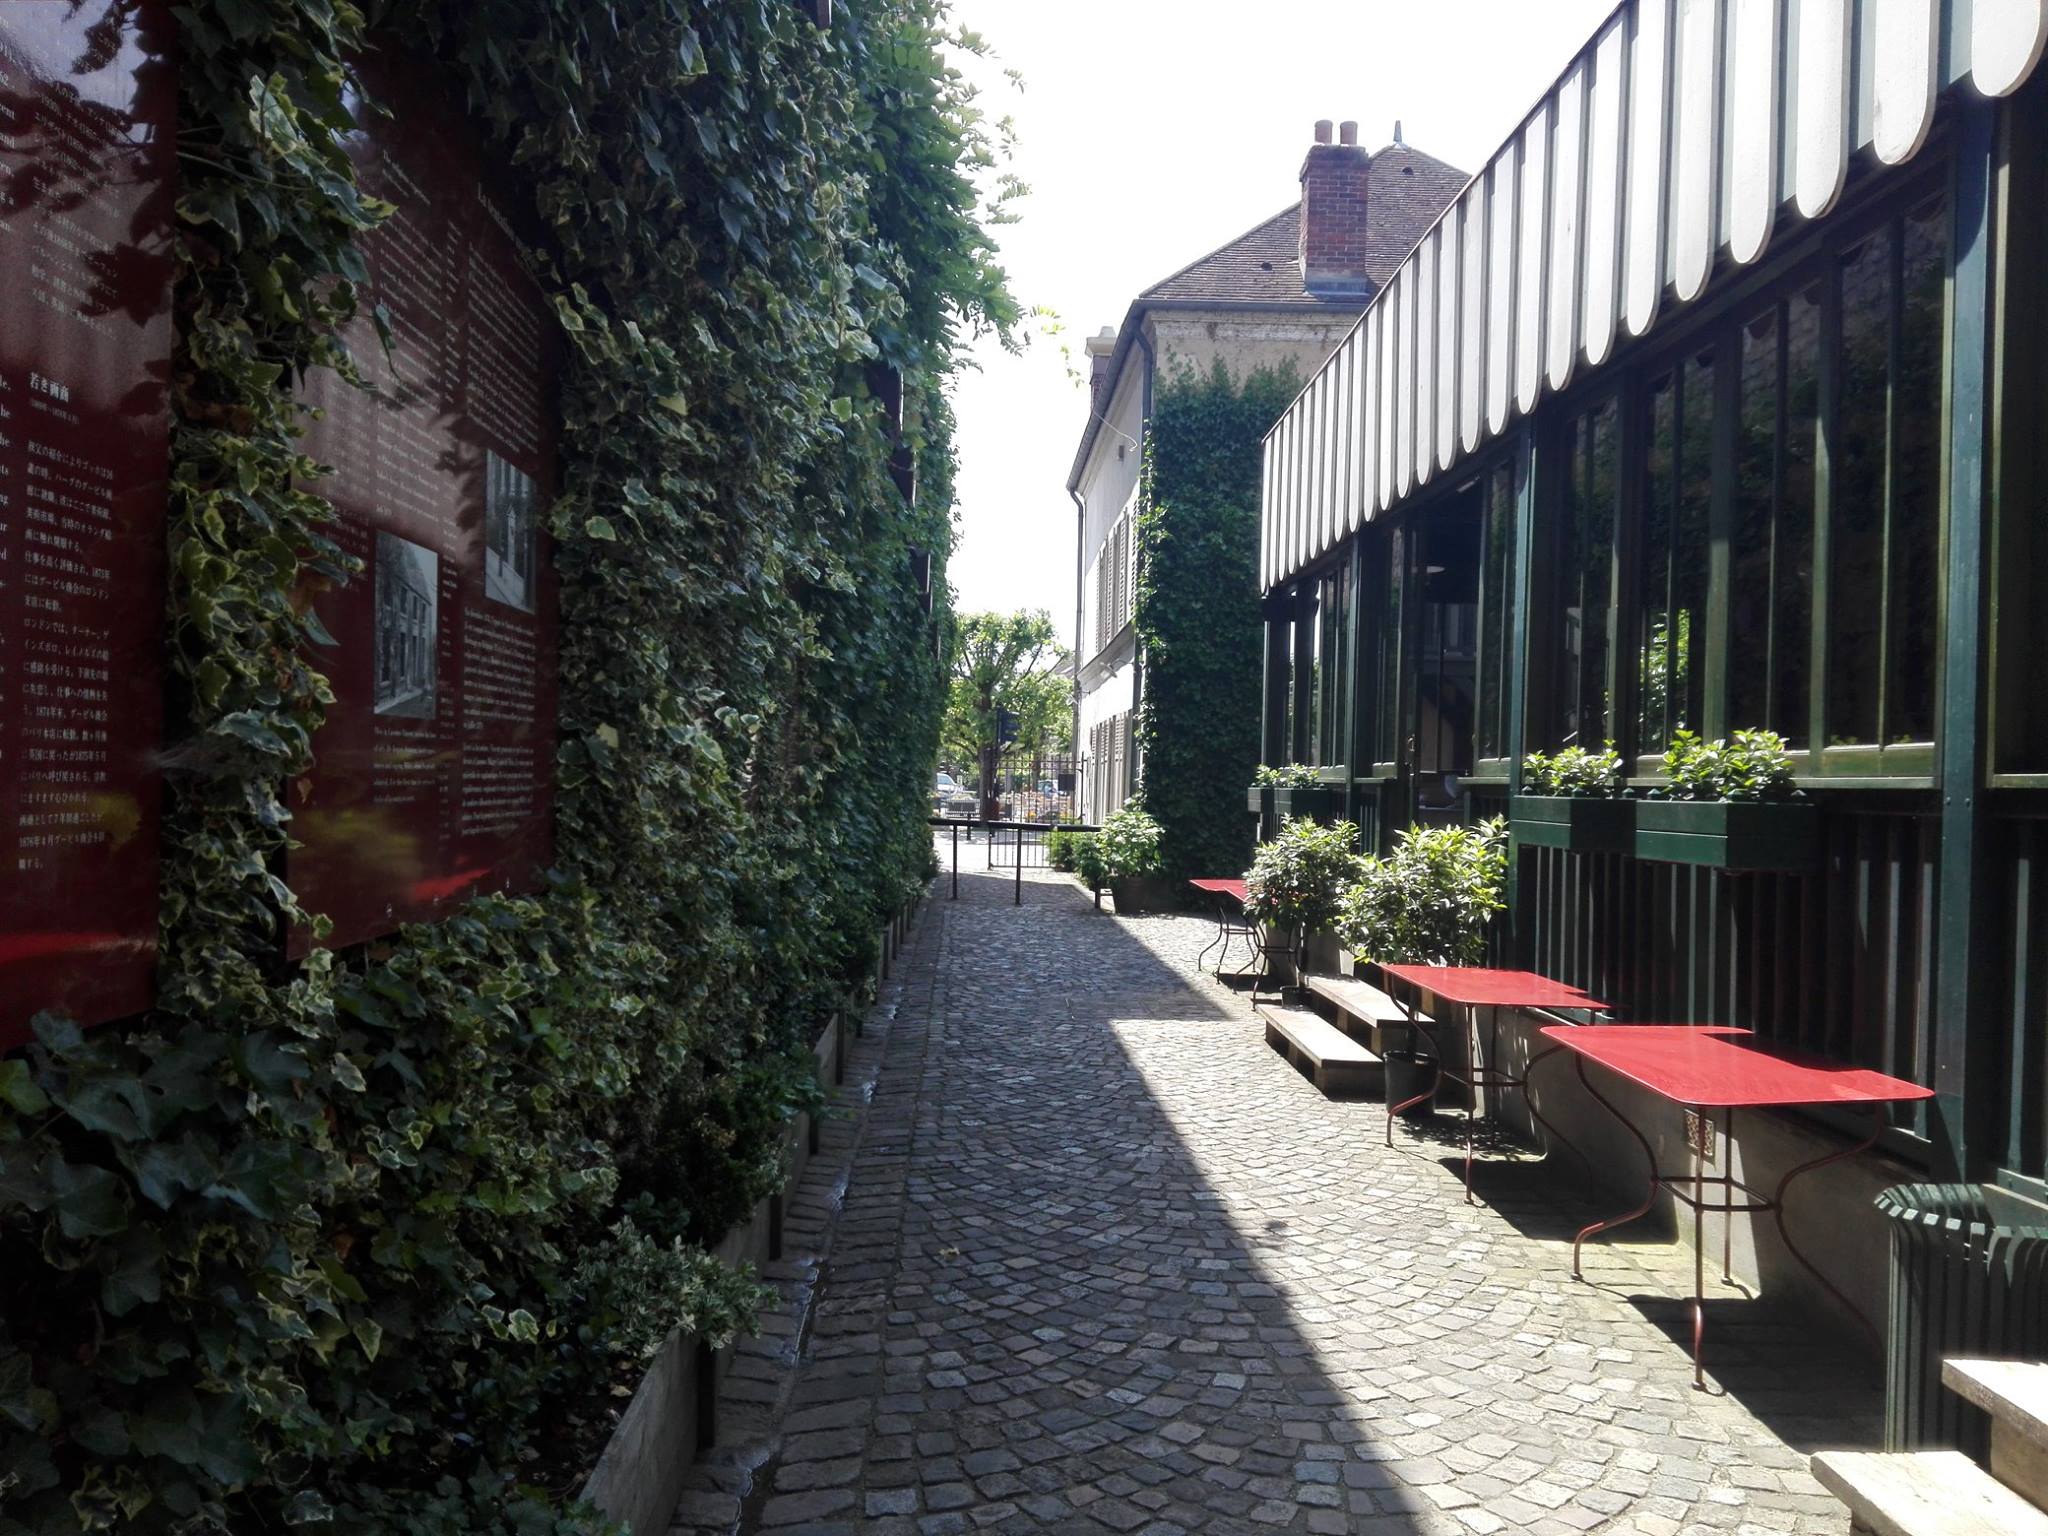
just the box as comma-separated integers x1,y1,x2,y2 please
484,449,538,613
374,531,439,719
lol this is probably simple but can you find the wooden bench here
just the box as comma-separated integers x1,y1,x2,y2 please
1811,1357,2048,1536
1301,970,1423,1051
1258,1003,1383,1098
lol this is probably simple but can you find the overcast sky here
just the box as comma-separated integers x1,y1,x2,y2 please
940,0,1619,638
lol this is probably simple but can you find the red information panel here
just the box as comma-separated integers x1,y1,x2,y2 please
0,2,175,1045
290,53,562,953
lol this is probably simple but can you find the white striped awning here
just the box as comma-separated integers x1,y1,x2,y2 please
1259,0,2048,593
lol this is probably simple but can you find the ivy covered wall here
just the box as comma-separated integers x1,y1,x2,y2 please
1134,359,1298,885
0,2,1012,1532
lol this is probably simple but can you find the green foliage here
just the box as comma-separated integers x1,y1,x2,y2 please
941,610,1068,770
1659,729,1799,801
1242,818,1363,937
1253,763,1322,788
1071,832,1108,891
1336,820,1510,966
1521,744,1625,798
0,2,1015,1530
1135,359,1301,882
1044,827,1080,872
1097,807,1165,879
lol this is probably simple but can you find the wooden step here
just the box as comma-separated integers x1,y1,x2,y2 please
1810,1449,2048,1536
1259,1003,1383,1098
1302,971,1419,1028
1946,1359,2048,1508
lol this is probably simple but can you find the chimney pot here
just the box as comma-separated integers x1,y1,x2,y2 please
1313,119,1333,145
1339,120,1358,146
1299,121,1373,296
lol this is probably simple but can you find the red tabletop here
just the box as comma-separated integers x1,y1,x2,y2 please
1378,965,1606,1011
1189,879,1249,902
1539,1024,1936,1108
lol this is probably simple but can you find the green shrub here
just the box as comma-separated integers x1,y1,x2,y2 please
1521,744,1624,797
1098,807,1165,878
1045,827,1079,872
1243,818,1363,937
1337,819,1510,965
1253,762,1322,787
1072,833,1108,890
1660,728,1798,801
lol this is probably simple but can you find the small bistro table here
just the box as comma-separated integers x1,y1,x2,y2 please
1537,1023,1934,1390
1376,965,1608,1204
1188,879,1254,978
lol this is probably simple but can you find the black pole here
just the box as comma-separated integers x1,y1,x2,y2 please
1014,825,1023,905
951,823,958,899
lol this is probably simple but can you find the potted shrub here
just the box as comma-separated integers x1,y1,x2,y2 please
1071,831,1108,896
1243,817,1364,991
1100,806,1174,913
1335,818,1510,1112
1044,826,1080,873
1635,729,1818,871
1249,762,1342,821
1511,744,1633,855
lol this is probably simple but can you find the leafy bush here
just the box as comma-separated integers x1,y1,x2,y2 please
1521,744,1624,798
1253,763,1322,787
1243,818,1364,936
1072,833,1108,890
1044,827,1081,872
1660,728,1799,801
1098,807,1165,878
1337,819,1510,965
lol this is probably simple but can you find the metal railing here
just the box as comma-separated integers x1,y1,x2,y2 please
930,817,1098,905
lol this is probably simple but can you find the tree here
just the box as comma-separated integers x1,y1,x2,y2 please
944,610,1067,814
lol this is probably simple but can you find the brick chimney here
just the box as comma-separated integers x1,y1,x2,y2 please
1299,118,1371,296
1085,326,1118,409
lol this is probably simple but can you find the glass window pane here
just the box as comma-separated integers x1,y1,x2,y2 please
1888,196,1945,744
1674,346,1712,740
1555,400,1618,750
1585,400,1619,746
1637,372,1678,752
1730,308,1778,731
1377,528,1403,764
1479,461,1518,759
1778,281,1820,748
1830,225,1891,747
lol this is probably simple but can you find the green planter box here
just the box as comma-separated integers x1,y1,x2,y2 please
1247,785,1274,816
1273,785,1344,821
1633,798,1819,872
1510,795,1634,855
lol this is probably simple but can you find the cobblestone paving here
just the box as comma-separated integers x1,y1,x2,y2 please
670,861,1878,1536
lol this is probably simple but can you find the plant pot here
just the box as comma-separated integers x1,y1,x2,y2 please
1272,784,1344,822
1632,798,1819,872
1510,794,1635,856
1108,874,1175,914
1258,924,1299,990
1248,785,1275,816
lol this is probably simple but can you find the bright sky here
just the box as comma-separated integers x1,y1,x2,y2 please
941,0,1619,634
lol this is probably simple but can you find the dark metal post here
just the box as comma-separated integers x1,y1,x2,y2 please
951,823,959,899
1014,825,1023,905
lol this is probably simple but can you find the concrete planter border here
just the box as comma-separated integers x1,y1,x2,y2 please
579,892,920,1532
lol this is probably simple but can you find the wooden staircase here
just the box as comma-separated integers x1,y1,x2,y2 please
1814,1359,2048,1534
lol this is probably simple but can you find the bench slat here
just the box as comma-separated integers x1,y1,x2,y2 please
1302,971,1427,1027
1811,1450,2048,1536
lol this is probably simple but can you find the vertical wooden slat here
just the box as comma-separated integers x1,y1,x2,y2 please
1354,325,1374,521
1624,0,1674,338
1487,150,1519,437
1379,282,1399,510
1396,264,1417,498
1794,0,1852,219
1417,235,1438,488
1549,64,1588,392
1585,18,1629,368
1517,109,1551,414
1671,0,1722,304
1361,308,1382,522
1871,0,1940,166
1438,215,1462,471
1461,181,1488,454
1973,0,2048,96
1728,0,1782,266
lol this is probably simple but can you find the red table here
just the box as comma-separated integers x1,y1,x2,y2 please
1376,965,1607,1203
1188,879,1254,977
1538,1024,1934,1389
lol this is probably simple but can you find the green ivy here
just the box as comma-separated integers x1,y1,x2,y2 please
1134,358,1300,884
0,2,1014,1531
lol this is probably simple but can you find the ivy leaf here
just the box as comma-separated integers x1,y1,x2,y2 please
0,1059,48,1115
128,1138,218,1210
100,1225,165,1316
584,516,617,542
48,1158,129,1239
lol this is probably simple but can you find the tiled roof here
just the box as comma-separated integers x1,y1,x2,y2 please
1138,143,1469,308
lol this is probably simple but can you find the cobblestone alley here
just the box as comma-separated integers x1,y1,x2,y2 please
668,859,1880,1536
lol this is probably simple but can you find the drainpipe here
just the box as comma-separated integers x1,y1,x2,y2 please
1069,484,1085,815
